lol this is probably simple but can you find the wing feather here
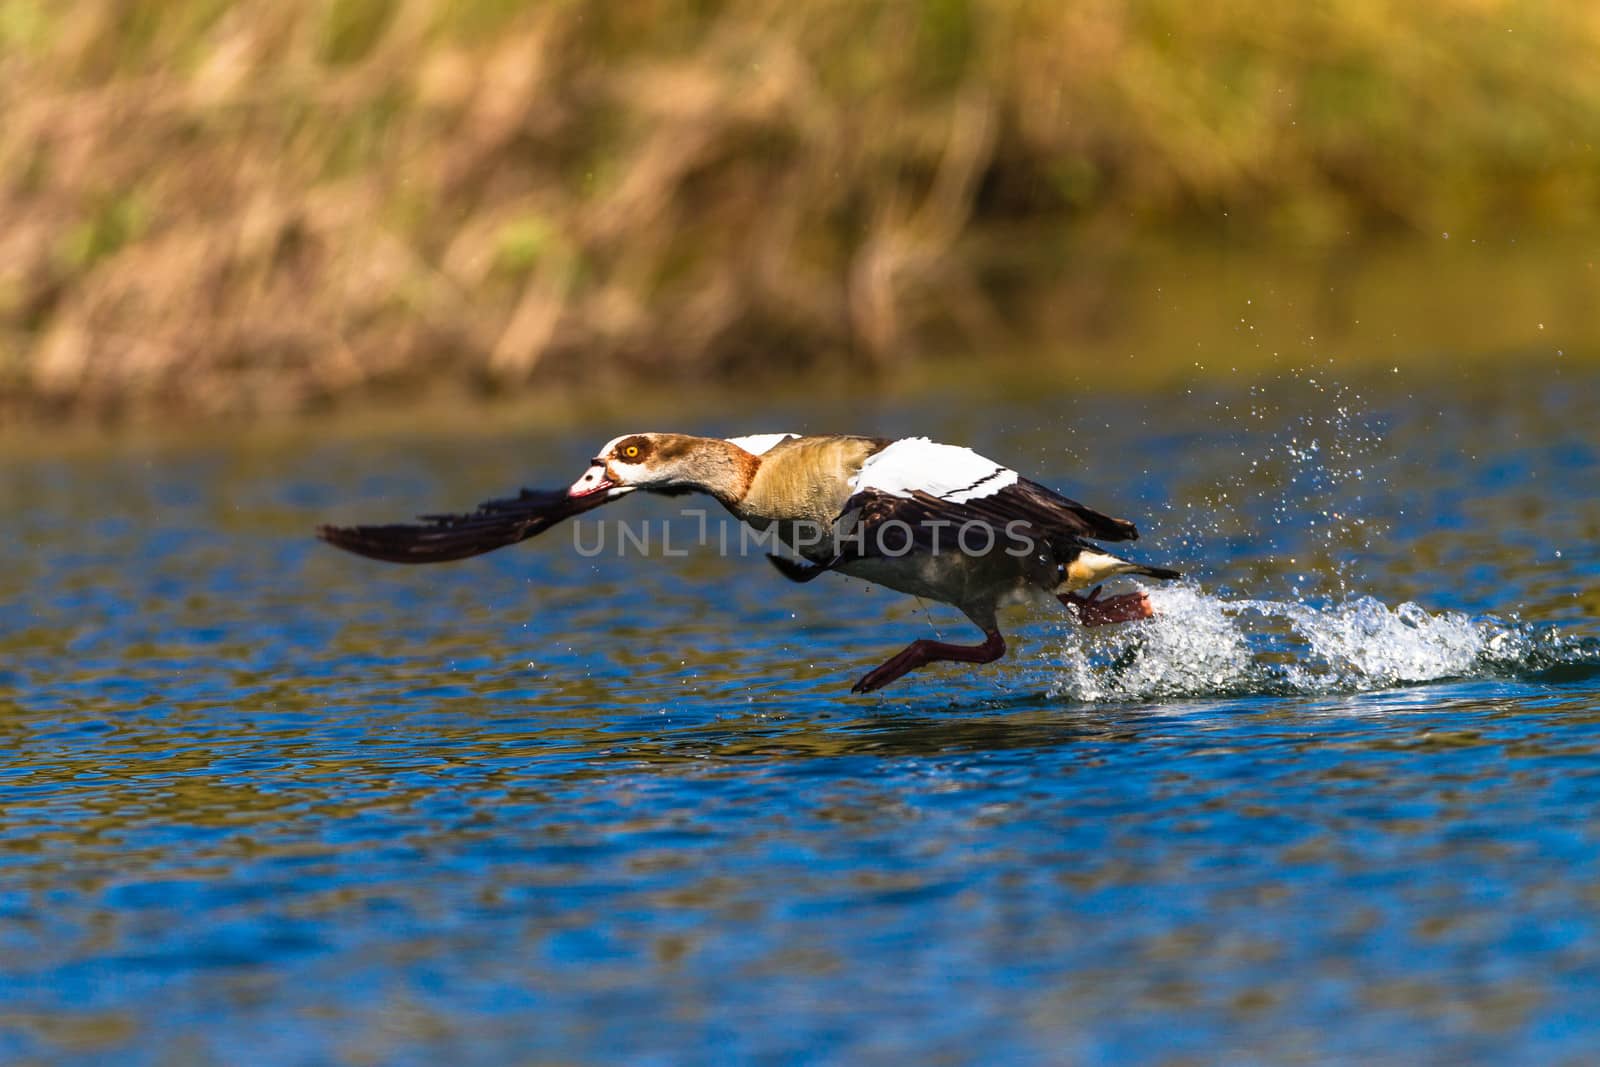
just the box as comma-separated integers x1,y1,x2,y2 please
833,480,1138,563
317,486,628,564
848,438,1138,545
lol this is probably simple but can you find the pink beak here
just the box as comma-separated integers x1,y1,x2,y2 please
568,462,613,498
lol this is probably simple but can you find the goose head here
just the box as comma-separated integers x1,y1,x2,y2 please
567,433,755,503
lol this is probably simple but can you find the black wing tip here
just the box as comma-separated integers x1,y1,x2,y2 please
1091,510,1140,542
314,521,418,563
315,484,610,565
316,521,402,550
767,553,836,583
1137,564,1182,581
314,520,513,564
315,522,360,549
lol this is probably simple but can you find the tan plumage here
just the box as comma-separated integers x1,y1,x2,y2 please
738,434,886,531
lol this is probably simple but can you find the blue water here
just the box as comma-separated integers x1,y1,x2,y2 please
2,368,1598,1064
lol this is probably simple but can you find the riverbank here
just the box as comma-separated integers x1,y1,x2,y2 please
3,1,1599,422
2,231,1593,437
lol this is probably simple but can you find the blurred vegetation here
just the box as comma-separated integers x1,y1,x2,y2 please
2,0,1599,420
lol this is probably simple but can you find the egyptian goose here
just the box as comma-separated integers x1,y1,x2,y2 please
318,433,1180,693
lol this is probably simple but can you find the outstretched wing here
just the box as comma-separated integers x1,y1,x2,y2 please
834,438,1137,559
317,486,631,564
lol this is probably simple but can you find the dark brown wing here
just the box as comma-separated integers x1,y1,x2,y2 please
835,479,1138,561
316,486,625,564
950,478,1138,542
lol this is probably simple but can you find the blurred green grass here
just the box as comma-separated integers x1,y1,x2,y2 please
2,0,1598,420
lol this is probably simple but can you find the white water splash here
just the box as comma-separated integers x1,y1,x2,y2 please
1046,584,1594,703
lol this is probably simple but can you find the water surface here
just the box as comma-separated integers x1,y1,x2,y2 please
3,366,1598,1064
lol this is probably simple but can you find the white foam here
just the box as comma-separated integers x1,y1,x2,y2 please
1045,584,1592,703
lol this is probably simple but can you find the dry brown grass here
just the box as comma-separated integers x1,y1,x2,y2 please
3,0,1599,420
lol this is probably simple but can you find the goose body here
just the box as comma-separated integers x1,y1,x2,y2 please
319,432,1179,693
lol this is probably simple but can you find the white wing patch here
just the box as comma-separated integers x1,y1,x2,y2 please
726,433,800,456
851,437,1019,503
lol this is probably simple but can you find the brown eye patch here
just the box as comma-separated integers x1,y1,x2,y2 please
615,436,652,462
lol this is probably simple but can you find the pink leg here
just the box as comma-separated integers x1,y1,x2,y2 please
1061,585,1154,626
851,629,1006,694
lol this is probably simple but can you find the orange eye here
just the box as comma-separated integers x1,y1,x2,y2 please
624,445,640,459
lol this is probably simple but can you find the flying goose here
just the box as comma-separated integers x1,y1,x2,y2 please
318,433,1180,693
